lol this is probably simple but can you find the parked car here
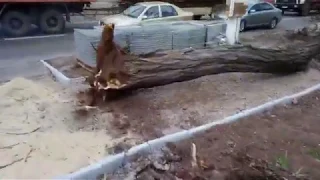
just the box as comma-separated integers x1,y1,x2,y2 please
99,1,194,26
240,2,283,32
118,0,224,20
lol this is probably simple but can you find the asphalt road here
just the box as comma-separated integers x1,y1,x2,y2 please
0,20,98,82
0,16,312,83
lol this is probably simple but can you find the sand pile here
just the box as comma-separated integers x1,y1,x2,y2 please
0,77,125,178
0,77,65,130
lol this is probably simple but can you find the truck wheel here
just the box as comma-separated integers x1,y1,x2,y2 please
2,11,31,37
39,9,65,34
299,3,310,16
193,15,202,20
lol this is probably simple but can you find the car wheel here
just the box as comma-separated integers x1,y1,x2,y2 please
239,20,246,32
269,18,278,29
2,11,32,37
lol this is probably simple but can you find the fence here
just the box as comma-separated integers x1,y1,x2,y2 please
74,21,227,67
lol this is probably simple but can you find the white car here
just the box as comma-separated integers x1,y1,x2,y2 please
99,1,194,27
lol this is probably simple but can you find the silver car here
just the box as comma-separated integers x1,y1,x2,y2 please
99,2,194,27
240,2,283,32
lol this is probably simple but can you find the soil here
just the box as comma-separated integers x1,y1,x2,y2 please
310,55,320,71
45,56,92,78
105,90,320,180
74,68,320,141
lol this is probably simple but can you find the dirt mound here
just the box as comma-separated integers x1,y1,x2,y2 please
0,77,60,129
0,77,55,100
0,78,125,178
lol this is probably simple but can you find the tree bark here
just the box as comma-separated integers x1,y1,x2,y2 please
84,23,320,92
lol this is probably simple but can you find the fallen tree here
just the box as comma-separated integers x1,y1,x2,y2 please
84,23,320,93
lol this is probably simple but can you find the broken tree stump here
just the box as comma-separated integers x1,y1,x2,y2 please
84,23,320,92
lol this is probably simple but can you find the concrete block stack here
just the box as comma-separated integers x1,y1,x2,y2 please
74,29,100,67
206,23,227,47
74,21,227,67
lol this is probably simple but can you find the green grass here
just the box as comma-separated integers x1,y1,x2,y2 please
276,151,289,170
308,148,320,161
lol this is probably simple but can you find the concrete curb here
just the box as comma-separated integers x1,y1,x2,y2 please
41,59,70,86
41,59,86,87
53,78,320,179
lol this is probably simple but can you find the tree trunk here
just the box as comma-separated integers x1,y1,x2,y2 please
121,44,318,91
85,23,320,92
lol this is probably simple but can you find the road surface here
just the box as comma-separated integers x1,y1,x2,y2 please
0,18,98,82
0,16,312,83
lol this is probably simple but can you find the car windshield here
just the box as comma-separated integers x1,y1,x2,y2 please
123,4,146,18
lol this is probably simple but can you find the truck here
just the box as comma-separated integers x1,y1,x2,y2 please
117,0,225,20
0,0,95,37
274,0,320,16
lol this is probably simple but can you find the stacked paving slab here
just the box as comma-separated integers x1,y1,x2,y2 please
74,21,226,67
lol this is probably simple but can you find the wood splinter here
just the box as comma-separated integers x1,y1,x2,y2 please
191,143,198,168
